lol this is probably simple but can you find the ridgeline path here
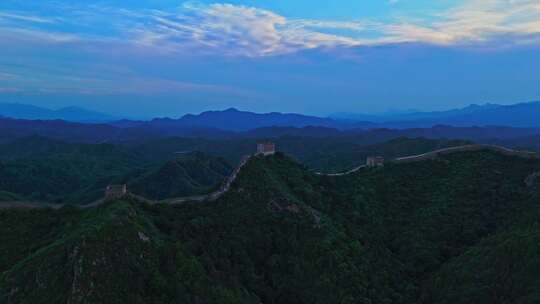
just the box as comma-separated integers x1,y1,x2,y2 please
2,145,538,210
314,144,538,176
391,144,537,163
314,164,367,177
162,154,251,205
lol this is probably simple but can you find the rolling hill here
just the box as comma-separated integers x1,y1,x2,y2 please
0,138,232,204
2,149,540,303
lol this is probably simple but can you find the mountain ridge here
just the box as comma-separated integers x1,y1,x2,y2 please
0,103,118,122
332,101,540,128
1,101,540,130
153,107,367,131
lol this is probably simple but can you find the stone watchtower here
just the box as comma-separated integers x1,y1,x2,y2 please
257,142,276,156
105,184,127,200
366,156,385,167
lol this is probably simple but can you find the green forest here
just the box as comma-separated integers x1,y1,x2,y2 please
0,136,468,205
1,150,540,303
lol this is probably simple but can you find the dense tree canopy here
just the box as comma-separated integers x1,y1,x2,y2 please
2,150,540,303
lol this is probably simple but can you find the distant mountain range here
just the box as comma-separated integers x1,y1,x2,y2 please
151,107,366,131
1,101,540,131
332,101,540,128
145,101,540,130
0,103,117,122
1,115,540,153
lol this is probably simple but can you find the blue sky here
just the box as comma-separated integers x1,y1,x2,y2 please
1,0,539,118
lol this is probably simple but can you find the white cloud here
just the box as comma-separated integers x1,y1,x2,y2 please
129,1,540,56
0,12,56,24
131,3,367,56
386,0,540,45
2,1,540,57
0,27,80,43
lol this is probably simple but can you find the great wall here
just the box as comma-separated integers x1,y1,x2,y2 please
165,154,252,204
392,144,538,163
1,144,539,210
315,144,539,176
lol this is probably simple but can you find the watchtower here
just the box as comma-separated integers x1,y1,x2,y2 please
366,156,385,167
105,184,127,199
257,142,276,156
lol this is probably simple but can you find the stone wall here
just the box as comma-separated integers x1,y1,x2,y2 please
391,145,539,164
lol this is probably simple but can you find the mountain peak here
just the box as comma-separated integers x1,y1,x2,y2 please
464,102,499,109
173,107,353,131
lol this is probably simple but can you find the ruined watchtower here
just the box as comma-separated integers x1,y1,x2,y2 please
257,142,276,156
366,156,385,167
105,184,127,199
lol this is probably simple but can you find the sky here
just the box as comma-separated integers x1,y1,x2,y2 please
1,0,540,118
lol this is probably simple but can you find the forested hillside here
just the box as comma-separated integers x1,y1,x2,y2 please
0,138,231,204
2,150,540,303
132,136,471,173
0,137,143,204
0,136,469,204
127,152,232,200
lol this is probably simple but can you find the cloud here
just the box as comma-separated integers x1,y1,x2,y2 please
0,12,56,24
0,63,256,97
386,0,540,45
0,27,81,43
131,3,366,56
0,87,21,93
0,72,16,80
129,1,540,56
2,1,540,58
0,74,250,96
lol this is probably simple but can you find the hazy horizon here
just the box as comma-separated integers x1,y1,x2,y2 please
1,99,539,120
